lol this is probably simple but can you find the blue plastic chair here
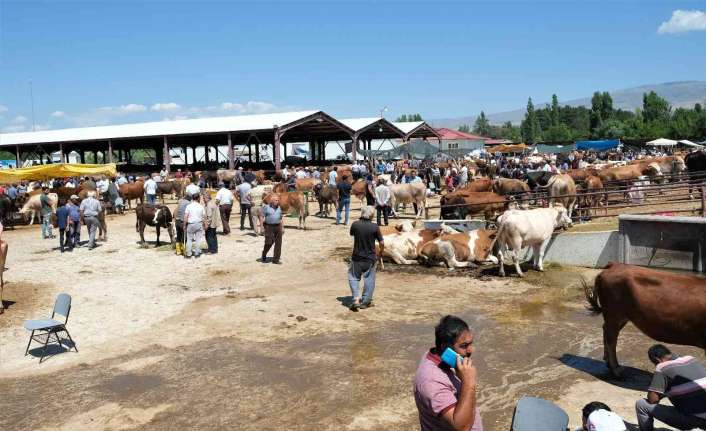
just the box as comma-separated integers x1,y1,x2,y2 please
511,396,569,431
24,293,78,363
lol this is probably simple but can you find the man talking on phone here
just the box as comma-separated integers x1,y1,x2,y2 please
413,315,483,431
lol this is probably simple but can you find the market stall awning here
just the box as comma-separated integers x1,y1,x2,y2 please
646,138,678,147
575,139,621,151
488,143,529,153
534,144,576,154
0,163,117,183
678,139,704,149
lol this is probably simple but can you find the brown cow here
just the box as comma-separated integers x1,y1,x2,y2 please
295,178,320,193
157,180,184,203
566,167,599,183
598,162,660,183
313,183,338,218
419,229,498,269
254,170,266,184
458,177,493,193
440,191,508,222
262,191,309,229
119,181,145,209
492,178,531,208
585,263,706,376
50,186,83,202
582,175,605,217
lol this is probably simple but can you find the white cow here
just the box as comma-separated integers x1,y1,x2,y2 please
495,204,572,277
19,193,58,225
379,221,455,268
389,182,427,218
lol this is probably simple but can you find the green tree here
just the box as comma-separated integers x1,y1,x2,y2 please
473,111,491,137
670,107,698,139
543,124,573,142
642,91,671,124
521,97,541,144
458,124,471,133
550,94,560,127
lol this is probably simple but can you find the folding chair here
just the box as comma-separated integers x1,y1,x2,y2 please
24,293,78,363
510,396,569,431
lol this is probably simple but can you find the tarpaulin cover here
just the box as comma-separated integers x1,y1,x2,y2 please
575,139,620,151
488,144,529,153
534,144,576,154
0,163,117,183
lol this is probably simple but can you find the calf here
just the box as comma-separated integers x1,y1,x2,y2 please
378,221,451,267
19,193,58,225
389,182,427,218
262,191,309,229
119,181,145,209
313,183,338,218
495,205,573,277
135,203,175,247
419,229,499,269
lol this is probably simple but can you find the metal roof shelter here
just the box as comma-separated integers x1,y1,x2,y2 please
0,111,440,171
393,121,441,141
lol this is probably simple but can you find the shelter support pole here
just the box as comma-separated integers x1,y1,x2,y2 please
59,143,65,163
309,141,315,162
15,145,21,167
79,150,85,164
255,141,260,163
163,136,170,174
351,133,359,162
274,128,282,171
107,139,113,164
182,146,187,165
204,145,210,163
227,133,234,170
191,146,196,166
247,141,252,163
321,140,326,161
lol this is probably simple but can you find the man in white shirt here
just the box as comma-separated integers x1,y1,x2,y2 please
215,183,234,234
144,175,158,205
235,181,254,230
185,181,200,198
97,176,109,202
183,194,205,258
116,174,128,186
374,179,392,226
296,168,307,179
328,167,338,185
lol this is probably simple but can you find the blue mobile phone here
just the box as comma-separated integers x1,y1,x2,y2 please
441,347,460,368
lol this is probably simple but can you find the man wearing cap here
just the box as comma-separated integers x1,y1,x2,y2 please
183,193,206,259
215,183,234,234
55,199,71,253
79,191,102,250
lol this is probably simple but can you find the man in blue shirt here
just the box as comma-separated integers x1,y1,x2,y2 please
336,175,352,225
67,195,81,249
6,184,17,201
55,199,70,253
259,194,284,264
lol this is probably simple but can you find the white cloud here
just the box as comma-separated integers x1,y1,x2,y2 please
10,115,27,124
163,115,189,121
0,105,8,113
2,123,50,133
151,102,181,112
215,101,278,114
98,103,147,114
51,110,66,118
658,10,706,34
220,102,244,111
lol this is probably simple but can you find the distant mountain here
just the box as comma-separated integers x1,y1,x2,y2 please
430,81,706,129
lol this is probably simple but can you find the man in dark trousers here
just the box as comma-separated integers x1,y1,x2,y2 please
347,205,384,311
259,194,284,264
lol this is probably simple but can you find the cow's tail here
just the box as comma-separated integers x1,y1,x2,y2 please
583,276,602,314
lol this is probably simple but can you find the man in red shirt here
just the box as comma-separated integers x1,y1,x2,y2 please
413,315,483,430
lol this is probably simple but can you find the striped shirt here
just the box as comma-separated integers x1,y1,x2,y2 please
649,355,706,418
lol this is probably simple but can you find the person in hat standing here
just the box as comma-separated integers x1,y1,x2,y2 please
215,183,234,235
67,195,81,249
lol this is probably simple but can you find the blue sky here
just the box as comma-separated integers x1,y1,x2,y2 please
1,0,705,132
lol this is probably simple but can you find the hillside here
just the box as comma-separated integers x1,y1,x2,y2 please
431,81,706,128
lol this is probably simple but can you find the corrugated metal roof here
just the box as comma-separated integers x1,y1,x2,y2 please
435,128,489,140
0,110,318,146
392,121,425,134
339,117,381,132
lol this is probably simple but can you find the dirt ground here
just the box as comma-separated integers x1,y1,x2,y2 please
0,196,703,431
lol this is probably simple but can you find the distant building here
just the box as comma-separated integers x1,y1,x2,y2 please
425,128,489,155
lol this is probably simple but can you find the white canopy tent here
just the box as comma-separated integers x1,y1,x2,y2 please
678,139,704,149
646,138,678,147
